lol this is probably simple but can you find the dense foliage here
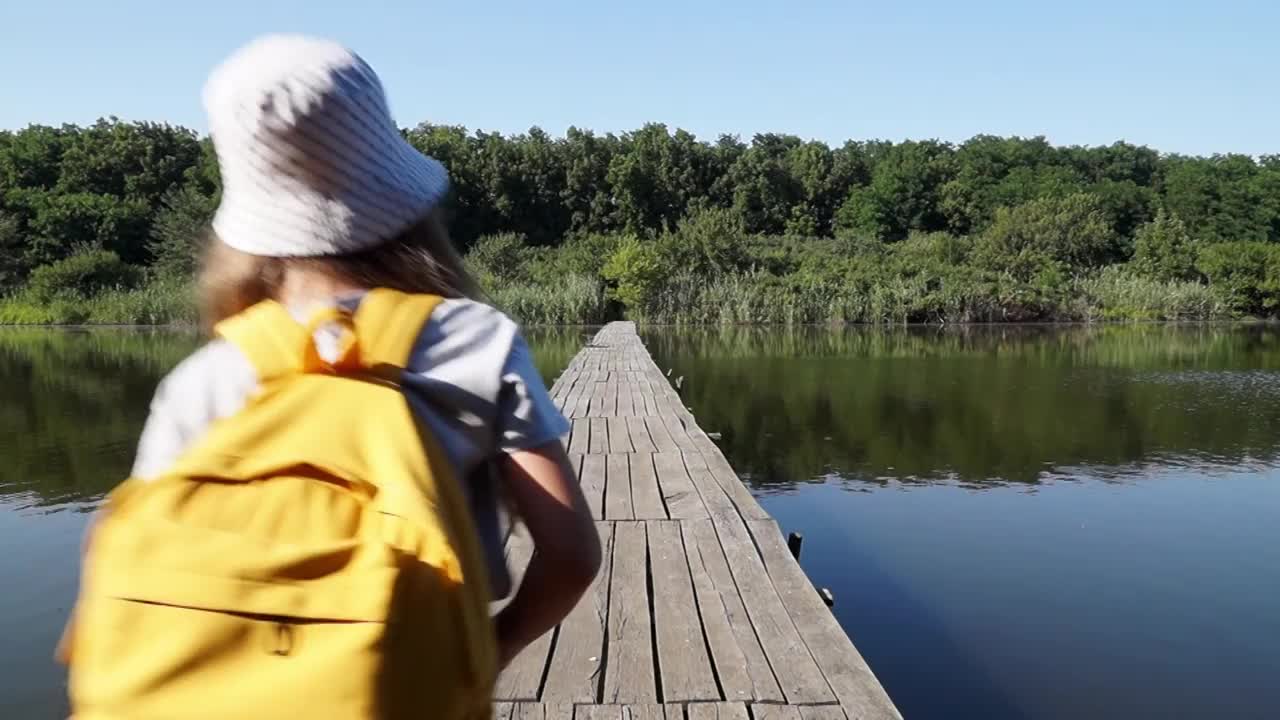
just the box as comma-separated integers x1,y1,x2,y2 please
2,119,1278,323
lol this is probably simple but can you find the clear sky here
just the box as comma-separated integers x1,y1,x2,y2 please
3,0,1276,156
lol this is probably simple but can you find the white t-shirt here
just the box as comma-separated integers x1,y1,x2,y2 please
131,296,570,598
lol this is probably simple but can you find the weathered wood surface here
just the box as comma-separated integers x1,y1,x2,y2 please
497,323,900,719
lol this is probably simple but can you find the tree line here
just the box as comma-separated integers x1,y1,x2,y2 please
1,118,1278,324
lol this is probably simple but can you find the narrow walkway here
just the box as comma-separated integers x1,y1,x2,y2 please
495,323,900,720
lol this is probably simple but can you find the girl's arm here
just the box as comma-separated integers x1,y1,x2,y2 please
492,441,601,668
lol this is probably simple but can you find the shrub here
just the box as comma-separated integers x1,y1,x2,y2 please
975,193,1120,276
1195,241,1280,317
548,233,622,278
602,237,664,312
466,232,534,284
659,207,750,277
27,248,141,302
1131,210,1199,282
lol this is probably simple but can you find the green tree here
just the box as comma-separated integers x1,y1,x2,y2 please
1162,154,1272,244
721,134,804,235
148,183,217,277
0,212,26,288
607,124,710,233
13,189,151,266
561,127,619,233
835,140,954,240
1132,210,1199,282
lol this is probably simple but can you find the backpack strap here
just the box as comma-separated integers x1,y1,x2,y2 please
214,300,309,380
353,289,444,369
214,290,442,381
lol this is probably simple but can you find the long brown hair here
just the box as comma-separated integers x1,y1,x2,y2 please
198,208,479,332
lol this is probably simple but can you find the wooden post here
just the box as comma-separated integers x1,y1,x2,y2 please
787,532,803,560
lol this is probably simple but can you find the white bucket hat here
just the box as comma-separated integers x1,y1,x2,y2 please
203,34,449,257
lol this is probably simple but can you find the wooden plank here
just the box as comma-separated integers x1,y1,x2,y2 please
707,516,833,704
649,520,719,702
543,522,614,702
626,383,645,420
661,414,700,453
680,519,757,702
616,378,635,416
608,416,635,454
626,416,658,454
590,417,610,454
638,381,660,416
543,703,574,720
514,703,548,720
700,451,771,520
652,453,708,520
580,454,606,520
562,370,586,418
573,368,596,415
589,382,609,417
590,378,616,417
797,708,848,720
605,453,634,520
606,376,620,416
644,416,680,453
619,705,667,720
495,702,516,720
629,454,666,520
747,520,901,719
684,519,782,703
752,707,802,720
552,368,579,397
577,706,622,720
603,522,656,703
496,524,554,700
686,703,750,720
569,418,591,456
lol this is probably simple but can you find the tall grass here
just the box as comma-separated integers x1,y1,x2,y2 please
629,269,1236,325
0,277,196,325
0,266,1241,326
1078,267,1226,321
485,274,610,325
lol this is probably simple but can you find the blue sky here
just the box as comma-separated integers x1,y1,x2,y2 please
3,1,1276,156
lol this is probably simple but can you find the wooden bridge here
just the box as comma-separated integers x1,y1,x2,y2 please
495,322,900,720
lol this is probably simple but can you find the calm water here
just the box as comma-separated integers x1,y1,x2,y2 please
3,326,1278,719
645,325,1280,720
0,325,588,719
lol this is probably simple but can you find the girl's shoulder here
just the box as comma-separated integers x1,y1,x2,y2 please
409,297,522,373
160,297,522,393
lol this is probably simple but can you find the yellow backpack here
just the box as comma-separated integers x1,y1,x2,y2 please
66,289,497,720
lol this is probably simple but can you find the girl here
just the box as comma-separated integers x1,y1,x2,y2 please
66,33,600,712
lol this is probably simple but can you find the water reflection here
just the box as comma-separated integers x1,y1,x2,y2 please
644,324,1280,487
0,325,586,509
